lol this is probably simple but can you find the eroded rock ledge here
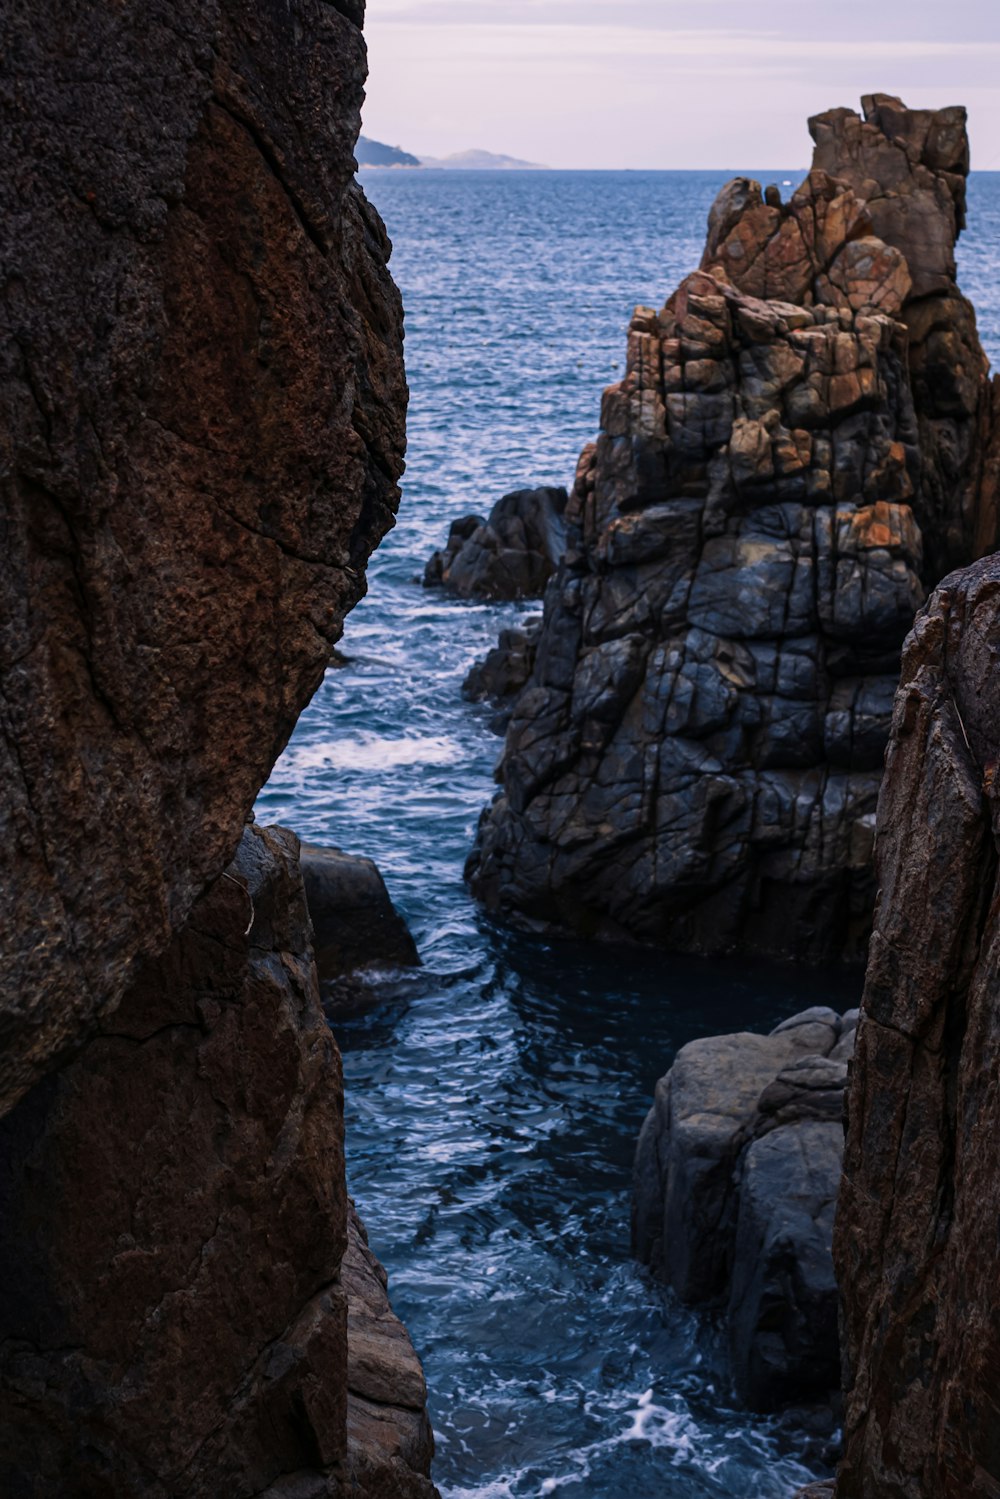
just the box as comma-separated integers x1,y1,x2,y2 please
468,96,998,961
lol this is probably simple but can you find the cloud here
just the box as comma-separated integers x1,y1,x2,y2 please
361,0,1000,168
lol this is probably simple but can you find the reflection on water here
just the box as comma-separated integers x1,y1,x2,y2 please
259,168,1000,1496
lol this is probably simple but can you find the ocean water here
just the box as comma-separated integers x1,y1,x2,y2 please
258,170,1000,1498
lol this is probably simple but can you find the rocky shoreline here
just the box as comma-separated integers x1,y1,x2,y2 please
5,15,1000,1494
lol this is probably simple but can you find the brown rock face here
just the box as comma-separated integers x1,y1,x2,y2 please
0,4,434,1495
468,97,997,962
0,826,435,1498
0,0,406,1114
834,555,1000,1498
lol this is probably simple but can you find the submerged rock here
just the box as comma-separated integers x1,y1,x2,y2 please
468,97,997,962
633,1006,856,1410
424,486,569,599
832,553,1000,1498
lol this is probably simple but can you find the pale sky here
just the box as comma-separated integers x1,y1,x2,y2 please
362,0,1000,170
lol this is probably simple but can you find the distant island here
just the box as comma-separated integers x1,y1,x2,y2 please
356,136,421,168
357,135,545,171
419,149,546,170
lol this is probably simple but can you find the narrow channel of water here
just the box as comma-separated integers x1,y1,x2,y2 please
259,169,1000,1497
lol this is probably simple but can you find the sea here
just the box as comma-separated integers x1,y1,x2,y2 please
258,169,1000,1499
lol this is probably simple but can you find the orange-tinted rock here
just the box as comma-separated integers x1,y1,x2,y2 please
469,98,997,961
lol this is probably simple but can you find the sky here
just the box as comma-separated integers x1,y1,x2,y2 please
361,0,1000,170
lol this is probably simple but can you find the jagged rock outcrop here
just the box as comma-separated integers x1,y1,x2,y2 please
0,826,436,1498
468,97,997,961
463,617,542,730
0,3,434,1495
633,1006,855,1410
0,0,407,1114
833,554,1000,1498
424,486,568,599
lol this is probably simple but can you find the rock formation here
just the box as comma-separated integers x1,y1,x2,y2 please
424,486,568,599
463,617,542,730
468,97,997,961
301,842,420,980
0,0,407,1114
0,826,436,1498
833,553,1000,1498
0,2,435,1495
633,1006,855,1411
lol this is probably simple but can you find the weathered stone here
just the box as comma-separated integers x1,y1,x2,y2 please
0,4,435,1494
469,98,997,962
833,553,1000,1498
463,617,543,730
633,1007,855,1410
0,0,407,1116
424,487,568,599
345,1203,437,1496
0,826,437,1499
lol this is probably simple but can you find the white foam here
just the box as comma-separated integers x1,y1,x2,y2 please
279,733,463,774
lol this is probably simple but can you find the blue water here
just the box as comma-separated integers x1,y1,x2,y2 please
259,170,1000,1498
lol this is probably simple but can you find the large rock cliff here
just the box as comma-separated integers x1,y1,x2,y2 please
833,554,1000,1498
0,3,434,1494
468,97,997,961
0,0,406,1113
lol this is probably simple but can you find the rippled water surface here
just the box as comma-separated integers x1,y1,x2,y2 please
259,170,1000,1497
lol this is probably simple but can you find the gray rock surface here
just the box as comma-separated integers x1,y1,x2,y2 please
463,617,543,730
633,1006,856,1409
468,97,997,963
424,487,568,599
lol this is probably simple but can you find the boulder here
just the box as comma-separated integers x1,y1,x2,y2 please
833,553,1000,1498
469,98,998,963
633,1006,856,1409
300,843,420,980
424,487,569,599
